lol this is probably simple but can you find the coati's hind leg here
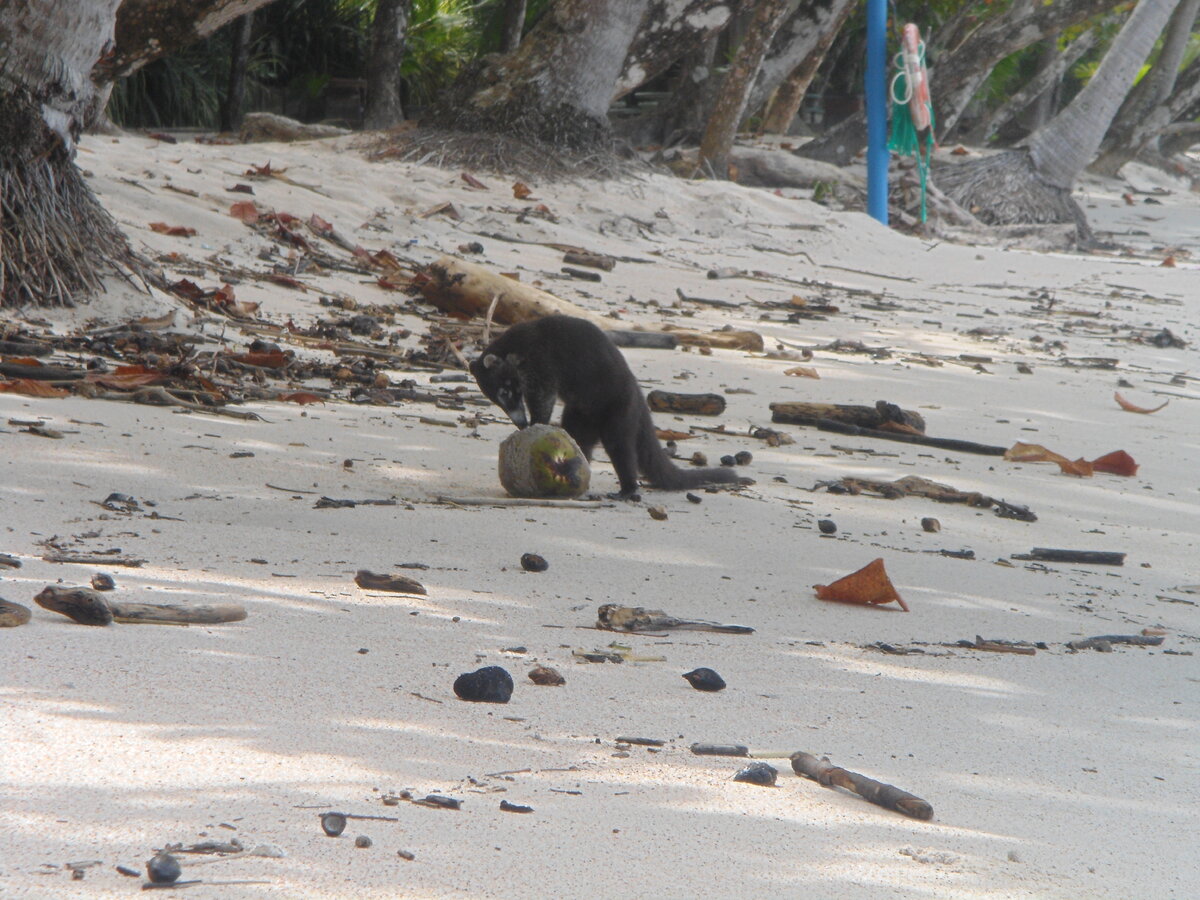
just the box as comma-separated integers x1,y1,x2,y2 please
598,422,642,500
561,405,600,460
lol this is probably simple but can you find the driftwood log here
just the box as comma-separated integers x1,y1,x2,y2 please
659,325,764,352
417,256,606,327
35,586,247,626
770,400,925,432
647,391,726,416
791,751,933,820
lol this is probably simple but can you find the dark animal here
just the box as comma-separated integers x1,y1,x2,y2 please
470,316,744,499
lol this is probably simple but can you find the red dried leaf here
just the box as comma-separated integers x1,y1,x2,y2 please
278,391,324,405
654,429,697,442
308,214,333,233
169,278,205,301
246,162,286,177
1091,450,1138,477
376,276,404,291
149,222,197,237
228,183,255,194
1114,391,1169,414
89,371,166,389
461,172,488,190
146,132,178,144
2,357,44,366
0,378,69,398
371,249,402,270
419,201,461,220
814,558,908,611
231,350,289,369
512,181,533,199
1161,256,1177,268
229,201,260,224
274,211,300,226
265,274,307,292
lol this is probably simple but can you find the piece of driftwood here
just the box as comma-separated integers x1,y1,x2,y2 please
43,552,147,567
770,400,926,432
827,475,992,508
355,570,427,595
597,604,754,634
417,256,606,326
608,331,677,350
35,586,246,626
791,752,933,820
437,495,612,508
562,250,615,271
659,325,764,352
1014,548,1126,566
0,599,32,627
562,266,601,282
690,743,750,757
967,635,1037,655
0,361,85,381
1067,634,1164,651
647,390,726,416
815,419,1008,456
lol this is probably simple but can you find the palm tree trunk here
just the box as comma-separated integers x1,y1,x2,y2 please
363,0,411,130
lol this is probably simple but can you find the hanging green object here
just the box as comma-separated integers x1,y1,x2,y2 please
888,24,936,222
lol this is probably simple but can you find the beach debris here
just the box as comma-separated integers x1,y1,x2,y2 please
958,636,1038,655
818,519,837,534
609,330,678,349
1004,443,1139,477
499,425,591,499
116,865,140,877
354,835,372,849
784,365,820,378
146,852,182,884
500,800,534,813
1012,549,1126,566
416,255,598,324
921,517,941,533
90,572,116,591
42,550,146,567
823,475,1037,522
682,667,727,692
320,812,347,837
1114,392,1169,414
0,553,21,569
355,570,427,594
770,400,925,432
658,325,764,352
690,743,750,757
814,558,909,611
646,391,726,416
616,736,666,747
563,249,615,271
414,794,462,810
315,496,398,509
520,553,549,572
686,492,702,503
733,762,778,787
597,604,754,634
397,850,416,861
648,505,668,520
562,266,602,281
34,585,247,626
528,665,565,686
0,599,32,627
1066,634,1165,652
454,665,514,703
791,751,933,820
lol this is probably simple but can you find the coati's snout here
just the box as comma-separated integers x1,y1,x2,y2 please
471,352,529,428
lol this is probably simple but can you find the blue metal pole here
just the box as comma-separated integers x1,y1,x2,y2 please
865,0,888,225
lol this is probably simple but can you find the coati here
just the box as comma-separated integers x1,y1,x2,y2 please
470,315,744,499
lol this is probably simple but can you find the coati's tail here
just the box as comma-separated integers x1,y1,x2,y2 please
636,405,743,490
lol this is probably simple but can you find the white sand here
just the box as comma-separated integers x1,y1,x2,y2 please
1,133,1197,898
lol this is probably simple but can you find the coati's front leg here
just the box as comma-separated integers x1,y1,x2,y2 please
560,406,600,460
521,378,557,428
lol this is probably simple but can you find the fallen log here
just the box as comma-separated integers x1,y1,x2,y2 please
814,419,1007,456
770,400,925,432
1014,548,1126,566
35,585,246,626
659,325,764,352
791,751,933,820
417,256,607,327
647,391,726,416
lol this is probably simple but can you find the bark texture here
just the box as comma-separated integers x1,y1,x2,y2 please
614,0,745,98
444,0,652,148
757,0,856,133
698,0,793,176
363,0,411,130
219,12,255,132
500,0,529,53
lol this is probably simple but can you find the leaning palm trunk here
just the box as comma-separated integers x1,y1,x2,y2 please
938,0,1182,240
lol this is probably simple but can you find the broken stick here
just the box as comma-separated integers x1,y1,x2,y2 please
791,751,933,820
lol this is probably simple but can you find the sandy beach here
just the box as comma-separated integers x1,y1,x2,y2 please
1,132,1197,898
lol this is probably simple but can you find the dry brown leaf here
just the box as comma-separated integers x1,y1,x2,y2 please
512,181,532,200
419,201,461,220
1004,442,1092,476
278,391,324,405
149,222,197,237
1114,391,1169,414
1161,256,1177,267
229,201,260,224
784,366,820,379
0,379,69,398
461,172,488,190
814,558,908,611
1091,450,1139,477
231,350,289,369
655,429,697,441
308,213,333,233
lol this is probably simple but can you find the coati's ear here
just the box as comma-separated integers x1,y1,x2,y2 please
479,353,500,370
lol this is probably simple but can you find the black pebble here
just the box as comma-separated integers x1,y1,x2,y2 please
146,853,181,884
817,519,837,534
732,762,778,786
685,492,702,504
500,800,534,814
520,553,548,572
454,665,514,703
734,450,753,465
682,667,726,692
321,812,347,836
720,455,736,467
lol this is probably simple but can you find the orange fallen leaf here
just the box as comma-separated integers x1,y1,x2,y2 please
168,278,205,301
512,181,532,200
2,357,44,366
0,378,69,398
1161,256,1176,268
419,201,461,220
1114,391,1169,414
814,558,908,612
654,429,696,441
278,391,324,405
1091,450,1139,477
149,222,197,237
1004,442,1092,475
87,369,166,389
784,366,820,379
229,201,260,224
461,172,488,190
231,350,289,369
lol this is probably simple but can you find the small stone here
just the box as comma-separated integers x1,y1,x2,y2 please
320,812,347,836
454,665,514,703
520,553,548,572
734,450,753,465
90,572,115,591
499,800,533,814
115,865,140,877
921,517,941,533
528,665,565,686
720,455,736,467
685,492,702,504
0,598,32,627
732,762,778,786
354,835,372,848
682,667,726,692
146,852,182,884
397,850,416,861
647,505,668,521
689,452,708,467
817,519,837,535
